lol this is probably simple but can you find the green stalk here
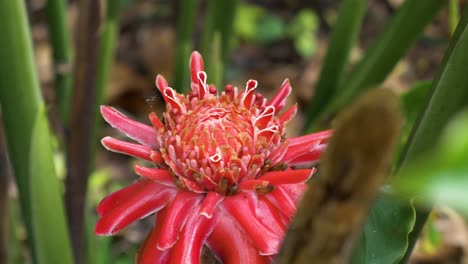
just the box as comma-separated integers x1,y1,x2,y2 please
46,0,73,126
303,0,367,132
0,136,9,264
397,7,468,262
87,2,120,263
0,1,73,263
200,0,217,80
321,0,445,126
92,0,120,150
173,0,198,93
200,0,237,89
216,0,238,67
65,0,101,263
8,199,21,264
449,0,460,35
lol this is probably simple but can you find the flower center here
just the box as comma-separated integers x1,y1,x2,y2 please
158,94,286,195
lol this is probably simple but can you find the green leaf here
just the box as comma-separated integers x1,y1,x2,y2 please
396,81,432,159
173,0,198,93
350,193,415,264
235,3,266,42
255,14,285,44
352,5,468,264
29,106,74,264
45,0,73,125
287,9,319,58
0,1,55,261
323,0,445,123
294,33,317,58
394,109,468,214
303,0,367,132
394,6,468,262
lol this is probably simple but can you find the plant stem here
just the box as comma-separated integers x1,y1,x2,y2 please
46,0,73,126
449,0,460,35
0,129,9,264
65,0,102,263
87,2,121,262
173,0,198,93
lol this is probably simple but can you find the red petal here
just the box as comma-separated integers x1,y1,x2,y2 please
263,186,296,221
101,137,153,162
155,74,169,93
278,104,297,124
168,207,218,264
207,211,269,264
254,106,275,129
221,193,282,255
256,196,287,234
148,112,164,130
266,79,291,112
259,169,314,185
238,180,270,192
199,192,224,218
101,106,159,148
197,71,209,99
97,179,151,217
190,51,204,90
162,87,186,114
137,209,171,264
157,191,202,250
241,79,257,108
282,130,331,163
286,144,327,165
134,165,176,187
95,183,176,235
286,129,332,146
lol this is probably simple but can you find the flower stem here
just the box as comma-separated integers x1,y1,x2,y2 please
173,0,198,93
201,0,238,90
45,0,73,126
65,0,102,263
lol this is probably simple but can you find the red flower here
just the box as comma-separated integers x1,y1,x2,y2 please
95,51,331,263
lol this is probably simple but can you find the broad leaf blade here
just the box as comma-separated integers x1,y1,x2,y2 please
29,107,74,264
324,0,445,120
350,194,415,264
303,0,367,132
394,109,468,214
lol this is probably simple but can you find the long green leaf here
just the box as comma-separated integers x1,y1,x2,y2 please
323,0,445,122
30,106,74,264
303,0,367,132
351,5,468,264
46,0,73,125
397,7,468,262
0,1,46,261
173,0,198,93
394,109,468,214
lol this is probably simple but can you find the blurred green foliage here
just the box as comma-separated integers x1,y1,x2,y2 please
235,3,319,58
395,109,468,214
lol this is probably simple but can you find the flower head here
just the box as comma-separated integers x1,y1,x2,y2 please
95,51,331,263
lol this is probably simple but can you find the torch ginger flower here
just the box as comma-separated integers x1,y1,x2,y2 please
95,51,331,263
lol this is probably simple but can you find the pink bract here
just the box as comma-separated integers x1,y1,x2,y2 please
95,51,331,264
